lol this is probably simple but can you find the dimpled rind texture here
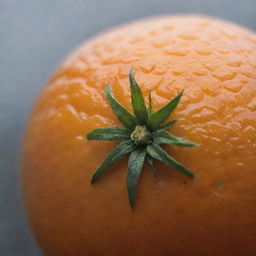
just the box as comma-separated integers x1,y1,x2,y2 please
22,15,256,256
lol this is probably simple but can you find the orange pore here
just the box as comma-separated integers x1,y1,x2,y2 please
22,15,256,256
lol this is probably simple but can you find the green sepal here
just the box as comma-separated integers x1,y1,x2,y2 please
127,147,147,208
153,129,198,147
146,155,157,176
91,140,136,183
87,126,131,142
148,92,153,115
105,85,137,130
129,69,148,124
147,91,183,130
161,119,178,129
146,143,194,178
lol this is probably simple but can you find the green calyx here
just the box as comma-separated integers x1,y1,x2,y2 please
86,68,198,208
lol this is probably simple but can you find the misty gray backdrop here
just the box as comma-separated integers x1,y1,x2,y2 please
1,0,256,255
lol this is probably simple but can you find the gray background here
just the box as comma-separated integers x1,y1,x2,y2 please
1,0,256,255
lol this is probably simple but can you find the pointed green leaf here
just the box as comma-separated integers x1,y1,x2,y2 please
87,126,131,141
127,147,147,208
91,141,136,183
154,129,198,147
146,155,157,176
105,85,137,130
161,119,178,129
146,143,194,178
129,69,148,124
148,92,153,115
147,91,183,130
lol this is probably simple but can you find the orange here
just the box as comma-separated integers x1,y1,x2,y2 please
22,15,256,256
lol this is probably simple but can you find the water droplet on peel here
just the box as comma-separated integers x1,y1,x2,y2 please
223,81,242,93
213,70,237,81
75,136,84,141
195,48,212,56
164,46,190,56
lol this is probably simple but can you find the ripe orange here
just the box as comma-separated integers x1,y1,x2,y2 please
22,15,256,256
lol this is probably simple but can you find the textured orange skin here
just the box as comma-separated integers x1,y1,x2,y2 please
22,16,256,256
